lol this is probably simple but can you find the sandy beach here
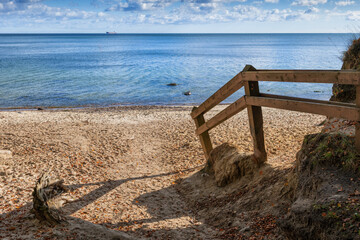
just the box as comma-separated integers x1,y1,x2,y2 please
0,105,324,239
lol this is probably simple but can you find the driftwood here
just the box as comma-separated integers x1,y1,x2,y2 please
32,173,68,225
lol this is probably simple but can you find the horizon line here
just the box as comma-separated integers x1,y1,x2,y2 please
0,32,356,34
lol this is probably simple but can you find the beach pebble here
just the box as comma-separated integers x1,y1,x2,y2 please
0,150,12,159
0,150,12,164
184,91,191,96
240,226,250,232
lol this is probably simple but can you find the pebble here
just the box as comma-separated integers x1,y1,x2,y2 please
240,226,250,232
0,150,12,164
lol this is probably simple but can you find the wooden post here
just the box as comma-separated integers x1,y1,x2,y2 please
243,65,267,164
356,85,360,152
192,107,213,159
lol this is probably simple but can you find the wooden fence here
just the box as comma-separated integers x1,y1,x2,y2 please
191,65,360,163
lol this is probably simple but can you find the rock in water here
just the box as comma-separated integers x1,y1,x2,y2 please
32,173,68,225
203,143,257,187
184,91,191,96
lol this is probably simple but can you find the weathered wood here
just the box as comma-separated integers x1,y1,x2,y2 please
246,96,360,121
191,73,245,119
191,69,359,120
196,96,247,135
32,173,68,225
192,66,360,160
241,70,360,85
244,65,267,164
192,107,213,159
260,93,356,108
356,86,360,152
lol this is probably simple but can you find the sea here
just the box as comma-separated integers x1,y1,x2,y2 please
0,33,355,109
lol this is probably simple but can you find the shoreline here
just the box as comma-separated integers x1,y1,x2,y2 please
0,102,234,112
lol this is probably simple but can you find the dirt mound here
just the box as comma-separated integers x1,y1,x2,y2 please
330,37,360,103
342,38,360,71
280,133,360,239
203,143,257,187
177,131,360,239
177,143,293,239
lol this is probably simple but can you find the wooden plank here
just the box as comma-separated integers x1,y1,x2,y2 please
246,96,360,121
191,72,245,119
191,69,360,120
241,70,360,85
196,96,247,135
260,93,356,108
192,107,213,159
356,85,360,152
244,66,267,164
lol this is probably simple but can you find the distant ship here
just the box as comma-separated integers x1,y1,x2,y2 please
106,32,117,34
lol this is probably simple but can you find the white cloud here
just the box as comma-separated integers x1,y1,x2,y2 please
291,0,327,6
0,0,324,30
188,2,219,13
98,12,106,17
0,0,43,12
265,0,279,3
304,7,319,13
125,3,320,24
335,0,355,6
346,10,360,20
0,2,106,22
105,0,175,11
104,0,248,12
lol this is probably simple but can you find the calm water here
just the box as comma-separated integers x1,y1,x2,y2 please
0,33,354,108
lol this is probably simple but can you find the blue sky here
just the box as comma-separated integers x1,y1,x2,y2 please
0,0,359,33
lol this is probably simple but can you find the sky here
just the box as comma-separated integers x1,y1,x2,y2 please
0,0,359,33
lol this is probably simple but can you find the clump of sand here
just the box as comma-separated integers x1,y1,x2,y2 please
203,143,257,187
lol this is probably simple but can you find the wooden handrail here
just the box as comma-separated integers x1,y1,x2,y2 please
259,93,356,108
241,70,360,84
246,96,360,121
196,96,246,135
191,69,360,120
192,65,360,160
191,72,244,119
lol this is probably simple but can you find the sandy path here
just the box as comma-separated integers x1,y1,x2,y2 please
0,106,323,239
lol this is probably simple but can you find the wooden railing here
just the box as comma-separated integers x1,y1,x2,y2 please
191,65,360,163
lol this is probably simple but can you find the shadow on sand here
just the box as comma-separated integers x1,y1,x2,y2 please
0,166,211,239
1,163,292,239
